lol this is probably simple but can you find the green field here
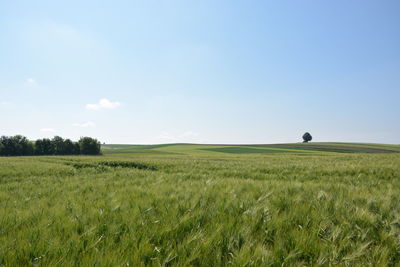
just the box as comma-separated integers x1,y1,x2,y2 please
1,143,400,266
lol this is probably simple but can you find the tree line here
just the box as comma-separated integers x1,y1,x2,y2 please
0,135,101,156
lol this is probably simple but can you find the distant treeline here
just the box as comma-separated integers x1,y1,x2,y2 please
0,135,101,156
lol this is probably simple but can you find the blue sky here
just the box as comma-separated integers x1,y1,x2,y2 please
1,0,399,144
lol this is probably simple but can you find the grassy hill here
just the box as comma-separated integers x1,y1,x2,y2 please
102,142,400,155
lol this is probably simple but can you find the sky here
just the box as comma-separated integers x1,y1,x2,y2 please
1,0,399,144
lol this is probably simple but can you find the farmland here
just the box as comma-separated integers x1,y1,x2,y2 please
1,143,400,266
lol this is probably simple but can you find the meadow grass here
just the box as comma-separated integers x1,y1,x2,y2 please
0,144,400,266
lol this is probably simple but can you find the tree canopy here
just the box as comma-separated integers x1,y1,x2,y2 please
0,135,101,156
302,132,312,143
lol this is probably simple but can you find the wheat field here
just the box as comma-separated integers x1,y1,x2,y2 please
1,144,400,266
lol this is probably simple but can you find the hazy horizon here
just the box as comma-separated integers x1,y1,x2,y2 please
1,1,399,144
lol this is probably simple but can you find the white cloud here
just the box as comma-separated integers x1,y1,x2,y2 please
72,121,95,127
40,128,56,133
86,98,121,111
26,78,37,85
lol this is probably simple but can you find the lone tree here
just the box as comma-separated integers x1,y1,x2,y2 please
302,132,312,143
